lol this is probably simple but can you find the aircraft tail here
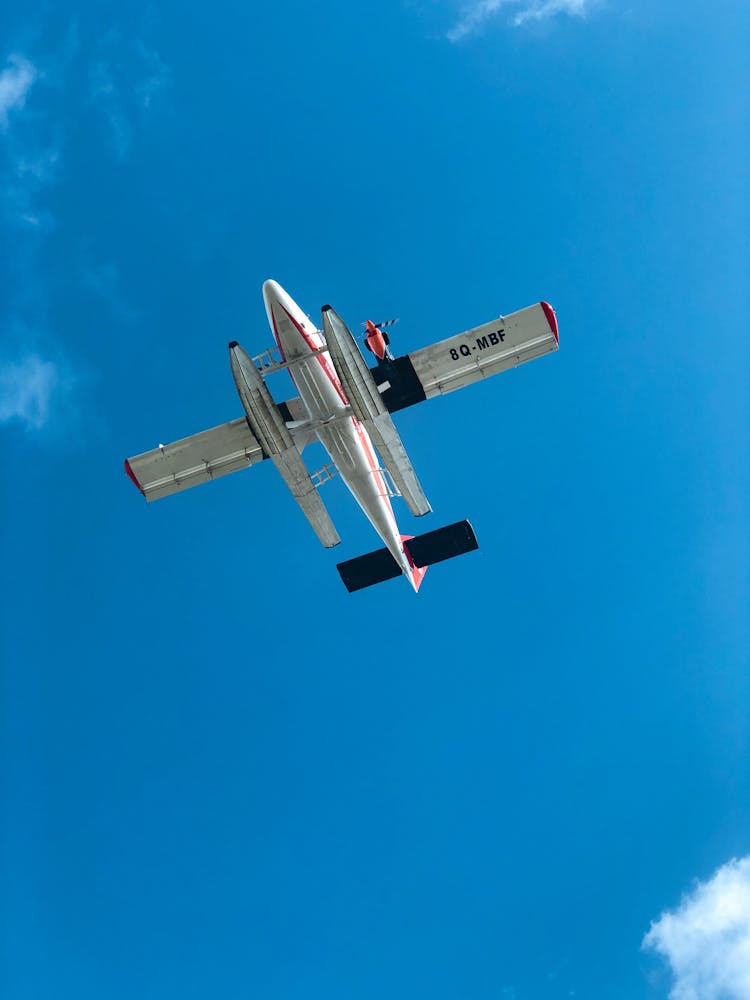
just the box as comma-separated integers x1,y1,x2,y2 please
336,520,478,593
400,534,428,593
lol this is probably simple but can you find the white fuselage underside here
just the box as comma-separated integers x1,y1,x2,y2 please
262,280,417,587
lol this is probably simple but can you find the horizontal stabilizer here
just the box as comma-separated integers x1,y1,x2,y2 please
337,519,478,593
336,548,404,593
403,519,478,568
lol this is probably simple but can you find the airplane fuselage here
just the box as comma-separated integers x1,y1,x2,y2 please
262,280,422,590
125,279,557,591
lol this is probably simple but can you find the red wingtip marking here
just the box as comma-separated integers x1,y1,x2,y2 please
124,459,144,496
541,301,559,345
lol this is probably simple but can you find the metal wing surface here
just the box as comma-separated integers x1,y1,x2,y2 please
372,302,559,413
125,418,265,501
125,397,314,502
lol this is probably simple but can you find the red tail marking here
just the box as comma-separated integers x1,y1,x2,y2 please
401,534,428,592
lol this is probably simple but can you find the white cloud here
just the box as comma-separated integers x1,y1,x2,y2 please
2,133,61,232
0,54,36,127
0,52,61,229
447,0,503,42
0,353,60,430
512,0,593,26
447,0,597,41
643,856,750,1000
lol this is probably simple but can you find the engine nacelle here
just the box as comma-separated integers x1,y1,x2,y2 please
363,320,392,361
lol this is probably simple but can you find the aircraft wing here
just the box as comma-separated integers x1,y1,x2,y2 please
124,396,312,502
125,417,264,501
371,302,559,413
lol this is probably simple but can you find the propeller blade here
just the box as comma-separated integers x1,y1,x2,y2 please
361,318,399,330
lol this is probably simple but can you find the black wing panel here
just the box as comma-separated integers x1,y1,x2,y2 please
371,302,558,413
404,520,478,569
370,355,427,414
337,520,479,592
337,547,403,593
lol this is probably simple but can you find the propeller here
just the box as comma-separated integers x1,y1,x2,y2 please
362,317,398,360
362,318,399,331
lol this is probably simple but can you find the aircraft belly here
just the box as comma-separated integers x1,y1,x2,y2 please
267,293,410,578
318,420,406,568
291,359,336,420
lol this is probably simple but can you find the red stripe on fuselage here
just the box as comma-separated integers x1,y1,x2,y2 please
274,303,393,521
278,306,386,483
265,289,404,570
270,309,286,361
279,305,348,406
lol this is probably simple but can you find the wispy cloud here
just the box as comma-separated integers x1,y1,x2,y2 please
80,255,138,322
0,353,60,430
88,58,132,160
4,144,61,230
0,52,62,230
134,41,170,111
513,0,594,26
447,0,597,41
0,54,36,127
88,36,170,161
643,856,750,1000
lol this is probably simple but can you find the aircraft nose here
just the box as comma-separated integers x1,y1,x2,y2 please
262,279,285,337
262,278,281,302
262,279,282,316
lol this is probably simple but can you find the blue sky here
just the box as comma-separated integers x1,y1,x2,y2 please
1,1,748,997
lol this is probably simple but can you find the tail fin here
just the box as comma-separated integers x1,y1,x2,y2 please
336,520,478,593
400,534,428,592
